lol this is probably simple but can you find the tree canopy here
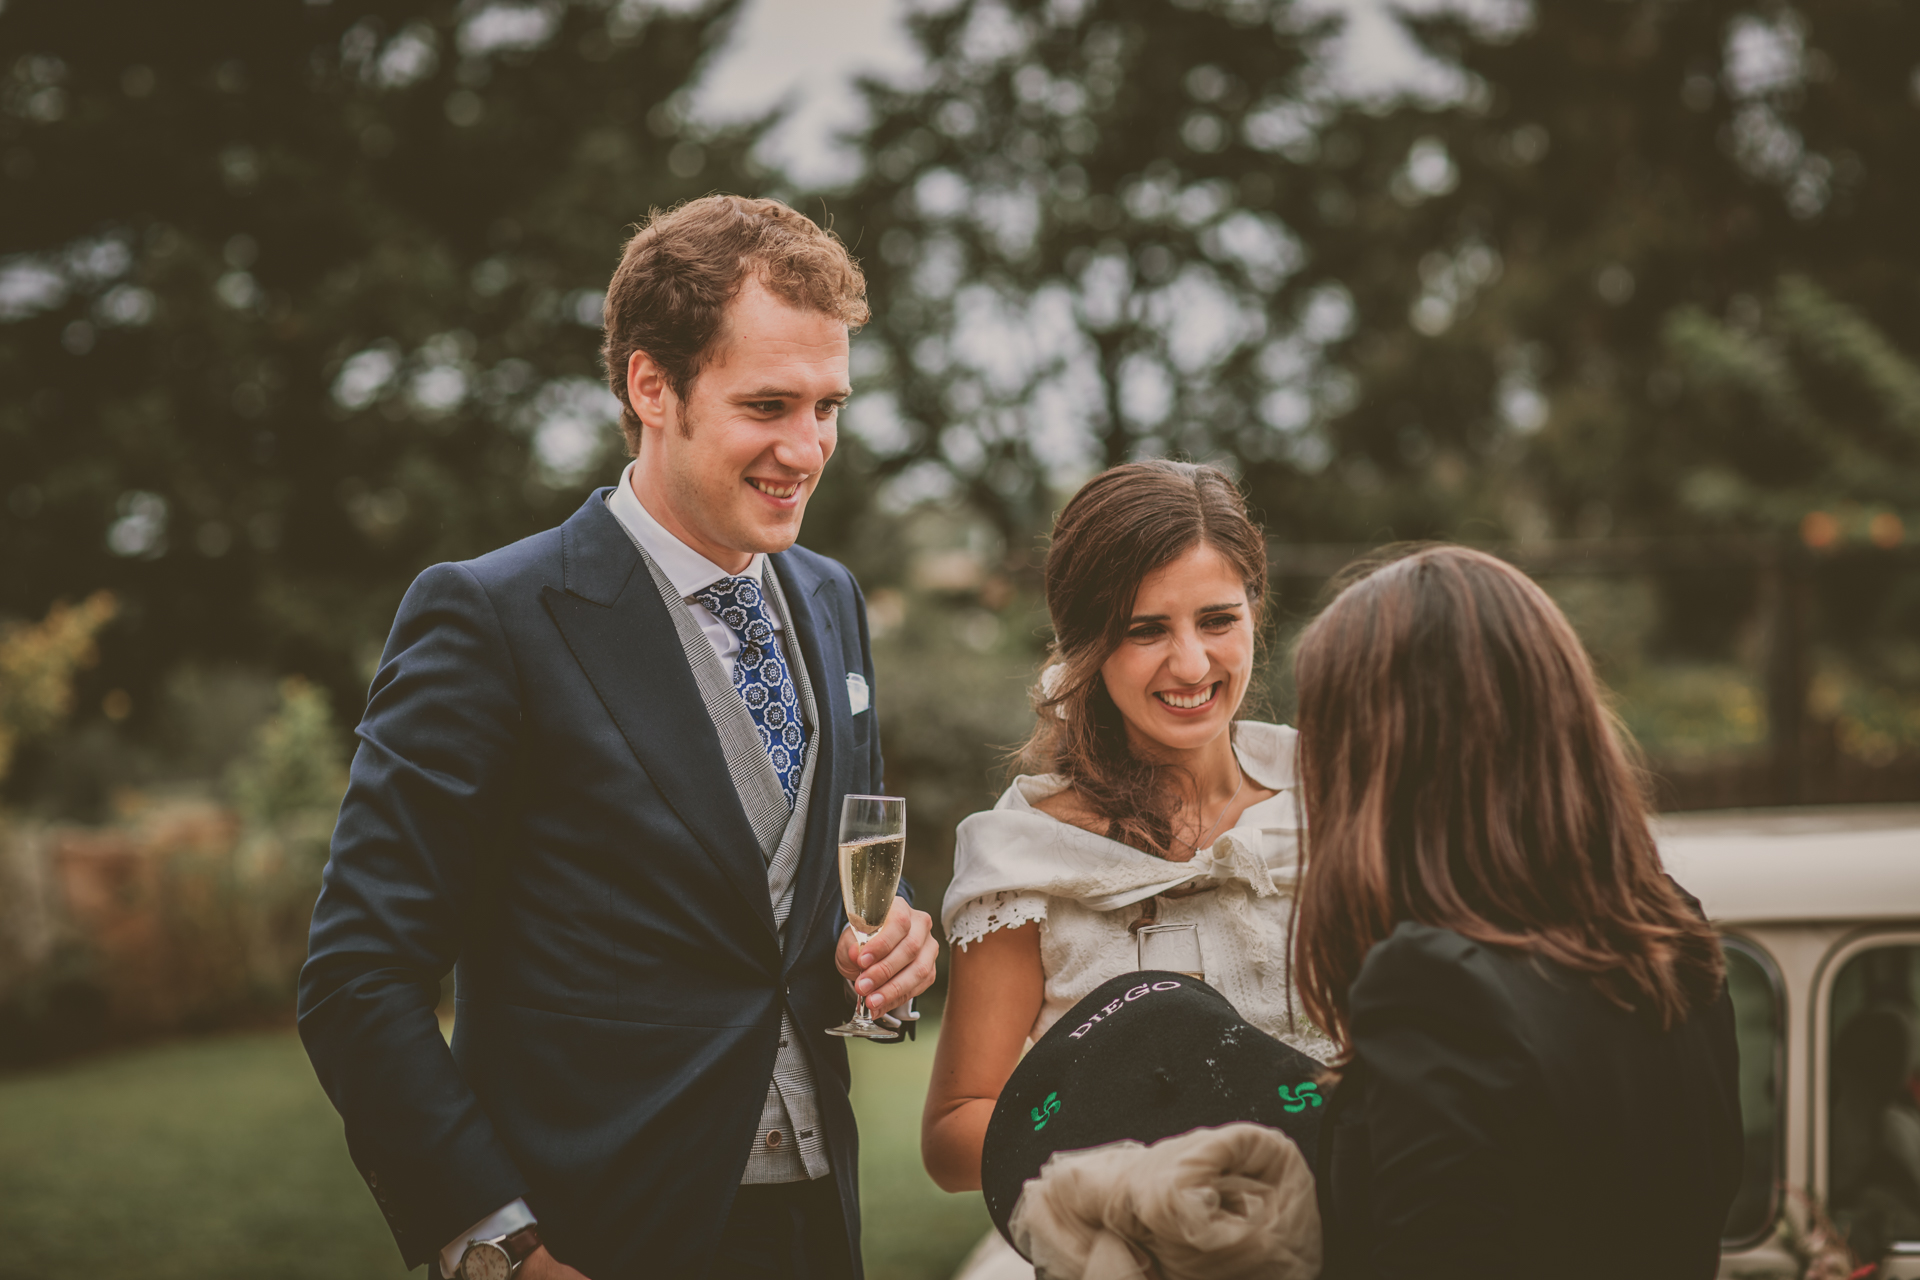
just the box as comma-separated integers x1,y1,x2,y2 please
3,0,1917,799
837,0,1920,550
1,0,760,709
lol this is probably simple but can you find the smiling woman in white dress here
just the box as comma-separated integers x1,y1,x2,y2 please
921,461,1332,1280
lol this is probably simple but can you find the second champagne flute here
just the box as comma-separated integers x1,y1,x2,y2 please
828,793,907,1040
1136,921,1205,980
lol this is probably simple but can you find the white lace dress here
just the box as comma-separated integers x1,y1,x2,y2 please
940,721,1333,1280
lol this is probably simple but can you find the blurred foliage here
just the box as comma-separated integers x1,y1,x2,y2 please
1542,576,1662,682
1311,0,1920,548
836,0,1920,549
0,591,115,783
873,581,1047,912
226,677,347,828
1655,271,1920,763
5,661,286,822
835,0,1920,784
1661,275,1920,535
1816,668,1920,769
833,0,1347,545
1543,576,1765,759
2,0,1918,840
0,674,350,1063
1617,664,1768,762
0,0,763,718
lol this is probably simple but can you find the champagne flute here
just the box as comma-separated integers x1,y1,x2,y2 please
1136,922,1205,980
828,794,907,1040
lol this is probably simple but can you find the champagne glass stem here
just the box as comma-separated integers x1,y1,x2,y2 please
848,929,877,1031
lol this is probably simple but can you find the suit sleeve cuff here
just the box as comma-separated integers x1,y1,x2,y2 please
440,1198,536,1278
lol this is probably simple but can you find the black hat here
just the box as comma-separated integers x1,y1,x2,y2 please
981,971,1328,1249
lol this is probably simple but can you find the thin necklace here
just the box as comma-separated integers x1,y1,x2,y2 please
1175,768,1246,854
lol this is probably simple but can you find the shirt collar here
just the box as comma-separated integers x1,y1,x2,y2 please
605,460,766,601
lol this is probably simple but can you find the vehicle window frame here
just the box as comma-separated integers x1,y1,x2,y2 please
1812,926,1920,1239
1721,932,1788,1251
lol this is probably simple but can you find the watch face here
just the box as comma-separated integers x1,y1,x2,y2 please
459,1242,512,1280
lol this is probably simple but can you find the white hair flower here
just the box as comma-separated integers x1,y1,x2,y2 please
1039,662,1070,719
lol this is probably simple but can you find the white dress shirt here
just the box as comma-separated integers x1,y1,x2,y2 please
606,460,789,680
439,463,795,1277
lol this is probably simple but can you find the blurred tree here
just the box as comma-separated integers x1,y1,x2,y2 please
837,0,1361,552
832,0,1920,805
1312,1,1920,782
0,591,115,783
1661,274,1920,537
842,0,1920,551
1310,0,1920,545
226,675,347,828
5,0,1916,815
1661,274,1920,772
0,0,761,720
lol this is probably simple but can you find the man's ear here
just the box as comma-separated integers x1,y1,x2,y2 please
626,349,674,432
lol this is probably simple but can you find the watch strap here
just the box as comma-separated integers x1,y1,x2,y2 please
501,1224,543,1266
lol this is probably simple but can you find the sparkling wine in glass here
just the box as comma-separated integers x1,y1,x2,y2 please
828,794,907,1040
1136,922,1205,980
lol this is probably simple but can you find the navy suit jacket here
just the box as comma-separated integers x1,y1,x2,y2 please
298,490,885,1277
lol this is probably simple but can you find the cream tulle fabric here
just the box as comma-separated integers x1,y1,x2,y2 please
941,722,1332,1057
1007,1123,1323,1280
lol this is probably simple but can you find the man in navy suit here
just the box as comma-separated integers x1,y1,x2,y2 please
299,196,939,1280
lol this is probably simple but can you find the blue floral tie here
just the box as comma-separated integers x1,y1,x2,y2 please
692,575,809,808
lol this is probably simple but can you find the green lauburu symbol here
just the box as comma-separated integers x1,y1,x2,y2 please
1278,1083,1322,1113
1031,1091,1062,1131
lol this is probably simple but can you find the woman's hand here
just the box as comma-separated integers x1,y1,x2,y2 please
836,897,939,1017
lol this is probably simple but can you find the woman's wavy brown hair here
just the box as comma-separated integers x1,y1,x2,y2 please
1292,545,1724,1053
1018,460,1267,855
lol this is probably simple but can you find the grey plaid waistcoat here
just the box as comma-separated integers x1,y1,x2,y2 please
628,539,830,1184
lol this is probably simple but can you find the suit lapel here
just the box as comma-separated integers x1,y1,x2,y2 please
541,493,779,946
771,550,851,970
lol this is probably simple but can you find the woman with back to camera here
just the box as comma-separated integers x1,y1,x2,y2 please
1293,546,1744,1279
924,461,1332,1280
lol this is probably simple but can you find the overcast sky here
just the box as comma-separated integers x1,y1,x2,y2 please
690,0,1457,188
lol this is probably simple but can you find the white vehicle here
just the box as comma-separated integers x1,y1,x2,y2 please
1659,805,1920,1279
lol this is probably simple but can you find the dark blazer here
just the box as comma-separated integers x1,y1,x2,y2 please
1318,921,1743,1280
297,490,886,1278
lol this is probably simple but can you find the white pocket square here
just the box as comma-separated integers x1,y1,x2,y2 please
846,672,870,715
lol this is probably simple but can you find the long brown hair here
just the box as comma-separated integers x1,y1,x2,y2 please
1019,461,1267,854
1291,546,1723,1052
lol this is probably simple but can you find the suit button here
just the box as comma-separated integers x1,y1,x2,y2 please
766,1130,783,1149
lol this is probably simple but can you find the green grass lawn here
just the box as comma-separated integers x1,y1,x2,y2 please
0,1024,989,1279
848,1024,993,1280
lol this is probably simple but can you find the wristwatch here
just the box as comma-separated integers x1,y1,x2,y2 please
455,1224,542,1280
